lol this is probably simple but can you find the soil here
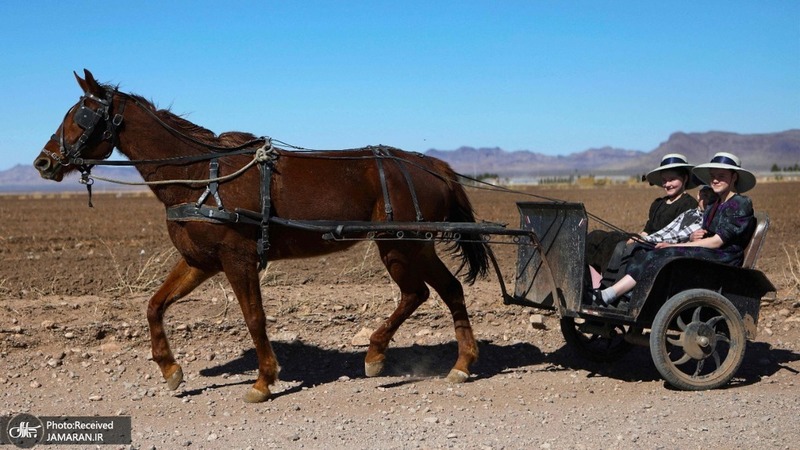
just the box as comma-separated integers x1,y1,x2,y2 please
1,182,798,449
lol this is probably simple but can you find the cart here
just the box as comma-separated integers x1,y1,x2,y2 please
500,201,775,391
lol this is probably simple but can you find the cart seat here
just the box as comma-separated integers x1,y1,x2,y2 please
741,211,769,270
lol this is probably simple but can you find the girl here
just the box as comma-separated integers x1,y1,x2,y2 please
585,153,698,274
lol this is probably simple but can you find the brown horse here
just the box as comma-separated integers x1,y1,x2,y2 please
33,70,490,402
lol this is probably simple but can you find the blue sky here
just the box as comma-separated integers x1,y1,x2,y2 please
1,1,798,171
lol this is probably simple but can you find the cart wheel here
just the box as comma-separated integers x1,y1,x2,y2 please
650,289,746,390
560,317,632,362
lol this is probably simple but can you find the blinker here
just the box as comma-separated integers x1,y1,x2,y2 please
74,105,100,129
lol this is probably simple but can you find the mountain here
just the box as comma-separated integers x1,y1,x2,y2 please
426,146,644,177
427,130,800,178
639,130,800,173
3,130,798,192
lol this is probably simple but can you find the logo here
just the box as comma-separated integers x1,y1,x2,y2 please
5,414,44,448
1,415,131,447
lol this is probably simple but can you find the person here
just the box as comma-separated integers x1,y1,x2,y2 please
589,185,717,291
639,185,718,245
591,152,757,307
586,153,698,274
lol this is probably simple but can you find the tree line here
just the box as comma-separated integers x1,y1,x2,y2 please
771,163,800,172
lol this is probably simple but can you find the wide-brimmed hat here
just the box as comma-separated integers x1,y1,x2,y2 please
692,152,757,193
645,153,697,188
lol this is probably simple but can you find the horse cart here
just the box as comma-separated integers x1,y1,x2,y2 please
35,70,776,401
270,201,775,391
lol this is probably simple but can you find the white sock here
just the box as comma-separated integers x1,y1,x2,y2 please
601,287,617,304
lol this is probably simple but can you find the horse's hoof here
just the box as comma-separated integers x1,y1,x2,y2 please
243,387,270,403
445,369,469,383
166,366,184,390
364,360,384,377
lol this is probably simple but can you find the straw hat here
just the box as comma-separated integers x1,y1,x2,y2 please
692,152,757,193
645,153,697,188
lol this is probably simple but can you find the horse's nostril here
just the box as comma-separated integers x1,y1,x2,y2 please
34,157,51,171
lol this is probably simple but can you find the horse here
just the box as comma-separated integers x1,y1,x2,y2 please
33,69,490,402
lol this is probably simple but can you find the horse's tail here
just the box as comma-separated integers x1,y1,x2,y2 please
444,168,489,285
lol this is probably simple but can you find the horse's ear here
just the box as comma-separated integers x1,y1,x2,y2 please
74,69,104,96
74,70,88,92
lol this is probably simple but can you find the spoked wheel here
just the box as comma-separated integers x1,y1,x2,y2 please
560,317,632,362
650,289,747,390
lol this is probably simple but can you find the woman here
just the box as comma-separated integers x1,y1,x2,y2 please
586,153,698,274
592,152,757,307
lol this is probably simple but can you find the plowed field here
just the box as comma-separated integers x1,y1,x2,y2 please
1,182,798,449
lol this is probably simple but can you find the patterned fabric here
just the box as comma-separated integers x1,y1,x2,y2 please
642,208,703,244
626,194,755,280
642,193,698,234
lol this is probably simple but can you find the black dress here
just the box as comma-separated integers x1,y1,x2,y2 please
586,193,698,272
642,194,699,234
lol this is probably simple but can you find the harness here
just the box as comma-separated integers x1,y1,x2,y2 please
164,144,423,269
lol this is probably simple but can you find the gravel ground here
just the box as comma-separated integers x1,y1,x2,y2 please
1,282,798,449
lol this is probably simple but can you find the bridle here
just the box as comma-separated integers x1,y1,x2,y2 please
44,89,125,176
40,87,125,206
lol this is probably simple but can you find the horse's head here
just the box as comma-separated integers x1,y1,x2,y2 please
34,69,123,181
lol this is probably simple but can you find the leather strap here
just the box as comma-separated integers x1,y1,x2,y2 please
195,159,223,209
257,158,274,270
371,146,393,221
389,151,424,221
166,203,259,224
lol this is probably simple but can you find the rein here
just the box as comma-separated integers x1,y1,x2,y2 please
72,92,269,169
86,143,275,187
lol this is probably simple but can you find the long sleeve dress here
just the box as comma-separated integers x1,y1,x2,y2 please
624,194,755,280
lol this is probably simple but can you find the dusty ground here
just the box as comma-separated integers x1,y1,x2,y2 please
1,182,798,449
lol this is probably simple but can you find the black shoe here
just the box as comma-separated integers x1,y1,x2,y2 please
588,289,607,307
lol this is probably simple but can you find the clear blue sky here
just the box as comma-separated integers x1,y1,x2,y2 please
1,1,798,171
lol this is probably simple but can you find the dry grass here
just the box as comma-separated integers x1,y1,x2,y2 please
336,241,385,282
260,262,294,286
782,244,800,295
102,241,178,296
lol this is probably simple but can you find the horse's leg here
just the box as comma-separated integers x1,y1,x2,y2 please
147,258,216,390
221,263,278,403
365,243,430,377
418,246,478,383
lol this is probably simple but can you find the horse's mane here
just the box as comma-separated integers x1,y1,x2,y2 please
119,87,259,148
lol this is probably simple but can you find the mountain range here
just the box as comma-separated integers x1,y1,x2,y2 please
428,130,800,178
2,130,798,192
